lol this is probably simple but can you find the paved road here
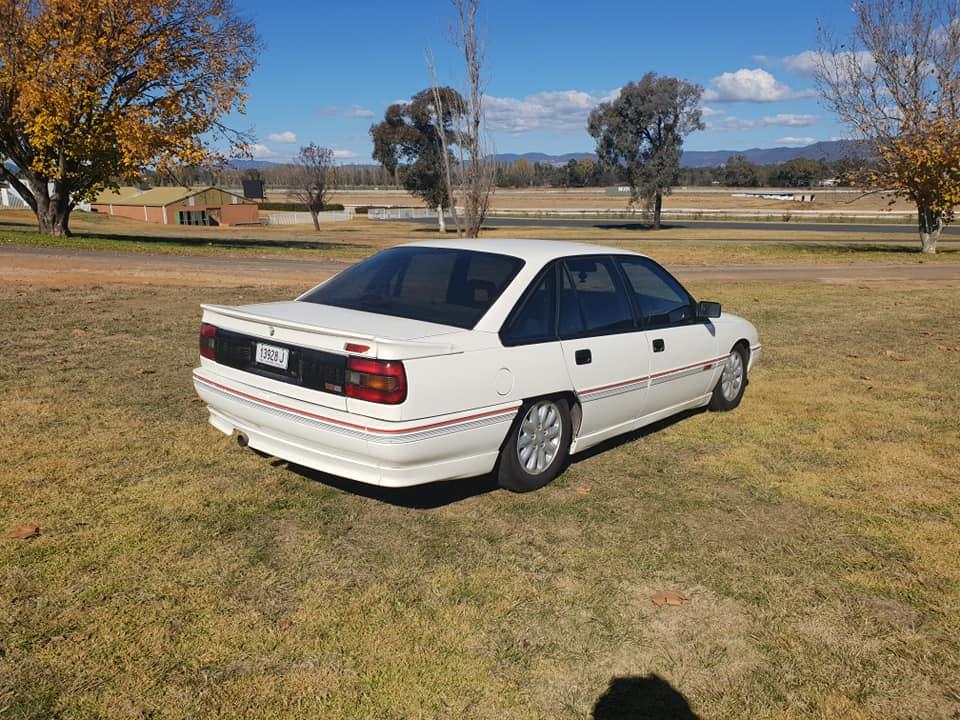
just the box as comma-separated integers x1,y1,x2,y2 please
3,245,959,289
391,215,960,237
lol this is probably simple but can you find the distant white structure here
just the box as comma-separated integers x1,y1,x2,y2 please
0,182,29,209
731,192,816,203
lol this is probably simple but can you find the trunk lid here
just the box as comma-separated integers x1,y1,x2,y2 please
199,301,464,413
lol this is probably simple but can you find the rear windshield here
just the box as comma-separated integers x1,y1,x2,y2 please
299,246,525,329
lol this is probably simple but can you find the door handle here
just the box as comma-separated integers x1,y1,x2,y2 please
575,349,592,365
653,338,665,353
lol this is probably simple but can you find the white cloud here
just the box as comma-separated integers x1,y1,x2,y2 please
776,136,817,146
246,143,278,159
707,116,758,131
704,68,815,102
761,113,819,127
266,131,297,144
700,105,725,117
344,105,376,119
318,105,376,119
332,149,356,159
782,49,875,76
484,88,621,134
484,90,610,133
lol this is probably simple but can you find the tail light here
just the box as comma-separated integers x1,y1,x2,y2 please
345,357,406,404
199,323,217,359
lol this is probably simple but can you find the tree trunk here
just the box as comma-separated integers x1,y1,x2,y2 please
437,204,446,233
918,206,942,254
34,180,73,237
309,209,320,231
652,192,663,230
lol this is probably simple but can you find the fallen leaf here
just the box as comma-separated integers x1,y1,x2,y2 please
138,368,156,375
190,396,201,403
651,591,688,607
8,524,40,540
846,353,861,359
575,486,591,496
860,374,873,381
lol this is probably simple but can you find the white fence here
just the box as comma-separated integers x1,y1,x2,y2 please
0,186,29,209
368,207,438,220
263,209,354,225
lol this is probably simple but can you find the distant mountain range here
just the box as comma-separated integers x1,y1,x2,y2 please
227,139,867,171
491,140,868,168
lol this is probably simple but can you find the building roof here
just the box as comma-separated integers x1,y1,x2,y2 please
93,186,248,207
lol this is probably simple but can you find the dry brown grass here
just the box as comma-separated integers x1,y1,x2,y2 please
2,276,960,719
326,187,917,213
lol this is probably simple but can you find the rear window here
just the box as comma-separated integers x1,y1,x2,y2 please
299,247,525,329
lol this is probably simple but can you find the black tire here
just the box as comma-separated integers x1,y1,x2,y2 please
709,344,748,412
497,397,572,493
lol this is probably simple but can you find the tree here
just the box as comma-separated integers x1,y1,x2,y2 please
291,144,334,231
814,0,960,253
770,158,827,188
722,155,761,187
450,0,495,238
0,0,258,236
370,88,466,231
588,74,703,229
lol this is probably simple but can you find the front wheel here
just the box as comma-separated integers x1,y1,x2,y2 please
497,397,572,493
709,345,748,412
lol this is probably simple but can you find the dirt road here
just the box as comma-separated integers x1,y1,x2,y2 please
3,245,959,289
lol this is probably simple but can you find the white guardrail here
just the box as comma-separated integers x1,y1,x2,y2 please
367,207,439,220
262,210,355,225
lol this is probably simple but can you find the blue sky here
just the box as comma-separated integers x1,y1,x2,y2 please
232,0,857,162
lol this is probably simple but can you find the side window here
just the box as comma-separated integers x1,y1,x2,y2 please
558,264,585,338
500,266,557,345
617,257,695,328
562,256,635,335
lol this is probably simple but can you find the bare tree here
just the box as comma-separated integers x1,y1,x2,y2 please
451,0,495,238
291,144,335,231
814,0,960,253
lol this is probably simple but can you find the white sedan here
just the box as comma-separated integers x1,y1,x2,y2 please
193,239,760,492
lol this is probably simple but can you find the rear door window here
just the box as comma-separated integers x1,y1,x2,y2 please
561,256,635,336
500,265,557,345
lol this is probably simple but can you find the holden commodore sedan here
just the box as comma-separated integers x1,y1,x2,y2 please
193,239,760,492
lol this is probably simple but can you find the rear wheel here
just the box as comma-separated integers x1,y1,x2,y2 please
709,345,748,411
497,397,572,493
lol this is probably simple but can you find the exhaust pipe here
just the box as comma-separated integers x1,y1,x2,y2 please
236,432,249,448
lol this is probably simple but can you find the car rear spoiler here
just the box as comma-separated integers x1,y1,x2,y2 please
200,304,463,361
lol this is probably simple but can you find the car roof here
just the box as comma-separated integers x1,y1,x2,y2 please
400,238,646,264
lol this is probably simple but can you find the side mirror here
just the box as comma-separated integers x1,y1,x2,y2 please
697,301,721,319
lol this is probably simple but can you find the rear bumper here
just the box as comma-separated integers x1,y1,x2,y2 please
193,369,518,487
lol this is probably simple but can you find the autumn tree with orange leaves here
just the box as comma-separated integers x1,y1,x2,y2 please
815,0,959,253
0,0,259,236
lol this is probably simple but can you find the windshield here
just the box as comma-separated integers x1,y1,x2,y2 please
299,246,525,329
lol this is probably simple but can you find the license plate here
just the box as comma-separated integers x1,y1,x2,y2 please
255,342,289,370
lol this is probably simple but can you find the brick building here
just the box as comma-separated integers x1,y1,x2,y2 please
91,186,259,226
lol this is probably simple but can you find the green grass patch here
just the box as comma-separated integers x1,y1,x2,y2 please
2,281,959,718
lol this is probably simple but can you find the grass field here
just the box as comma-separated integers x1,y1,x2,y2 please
2,210,958,270
325,187,919,214
3,276,959,718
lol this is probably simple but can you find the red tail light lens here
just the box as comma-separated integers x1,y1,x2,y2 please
199,323,217,359
345,357,406,404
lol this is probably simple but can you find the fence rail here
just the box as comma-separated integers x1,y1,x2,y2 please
262,210,354,225
367,207,438,220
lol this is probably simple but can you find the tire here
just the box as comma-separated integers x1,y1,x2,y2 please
497,397,572,493
709,344,748,412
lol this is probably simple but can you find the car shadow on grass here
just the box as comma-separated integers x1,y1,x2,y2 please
283,408,707,508
284,462,500,509
569,407,707,465
592,674,700,719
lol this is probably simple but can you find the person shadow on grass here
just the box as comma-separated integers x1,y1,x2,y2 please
592,674,700,720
